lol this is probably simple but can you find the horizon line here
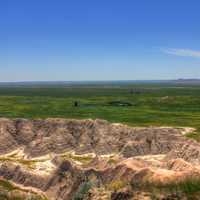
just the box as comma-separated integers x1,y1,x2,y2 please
0,79,199,84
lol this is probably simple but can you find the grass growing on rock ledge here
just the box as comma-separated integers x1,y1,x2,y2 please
163,179,200,199
0,155,47,170
0,179,47,200
0,84,200,140
0,179,16,191
137,178,200,199
61,152,94,165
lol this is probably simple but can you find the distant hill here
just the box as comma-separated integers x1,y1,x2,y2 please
0,79,200,87
172,79,200,84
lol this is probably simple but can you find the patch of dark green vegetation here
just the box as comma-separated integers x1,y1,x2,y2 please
135,178,200,199
0,83,200,139
178,179,200,195
159,179,200,199
73,181,93,200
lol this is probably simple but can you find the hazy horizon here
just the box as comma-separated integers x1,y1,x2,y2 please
0,79,199,85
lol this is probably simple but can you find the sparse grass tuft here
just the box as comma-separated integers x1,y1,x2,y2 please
106,180,127,191
107,158,118,165
61,153,93,165
186,130,200,142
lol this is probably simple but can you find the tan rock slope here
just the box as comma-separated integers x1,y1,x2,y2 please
0,118,199,200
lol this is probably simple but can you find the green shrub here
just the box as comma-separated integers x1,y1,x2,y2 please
73,181,92,200
178,178,200,195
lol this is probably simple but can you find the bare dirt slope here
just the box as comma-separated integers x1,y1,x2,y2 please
0,118,199,200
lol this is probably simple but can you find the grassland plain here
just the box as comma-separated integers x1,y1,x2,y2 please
0,83,200,140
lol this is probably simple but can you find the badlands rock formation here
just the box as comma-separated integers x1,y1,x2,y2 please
0,118,199,199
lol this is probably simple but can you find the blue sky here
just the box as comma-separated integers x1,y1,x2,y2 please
1,0,200,81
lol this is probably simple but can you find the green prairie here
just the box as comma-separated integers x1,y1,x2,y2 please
0,83,199,139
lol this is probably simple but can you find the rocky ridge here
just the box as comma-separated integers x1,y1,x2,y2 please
0,118,199,200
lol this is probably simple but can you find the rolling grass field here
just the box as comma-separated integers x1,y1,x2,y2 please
0,83,199,139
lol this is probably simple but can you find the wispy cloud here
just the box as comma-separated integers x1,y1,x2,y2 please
162,48,200,58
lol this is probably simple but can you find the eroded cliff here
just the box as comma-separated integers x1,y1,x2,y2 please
0,118,199,200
